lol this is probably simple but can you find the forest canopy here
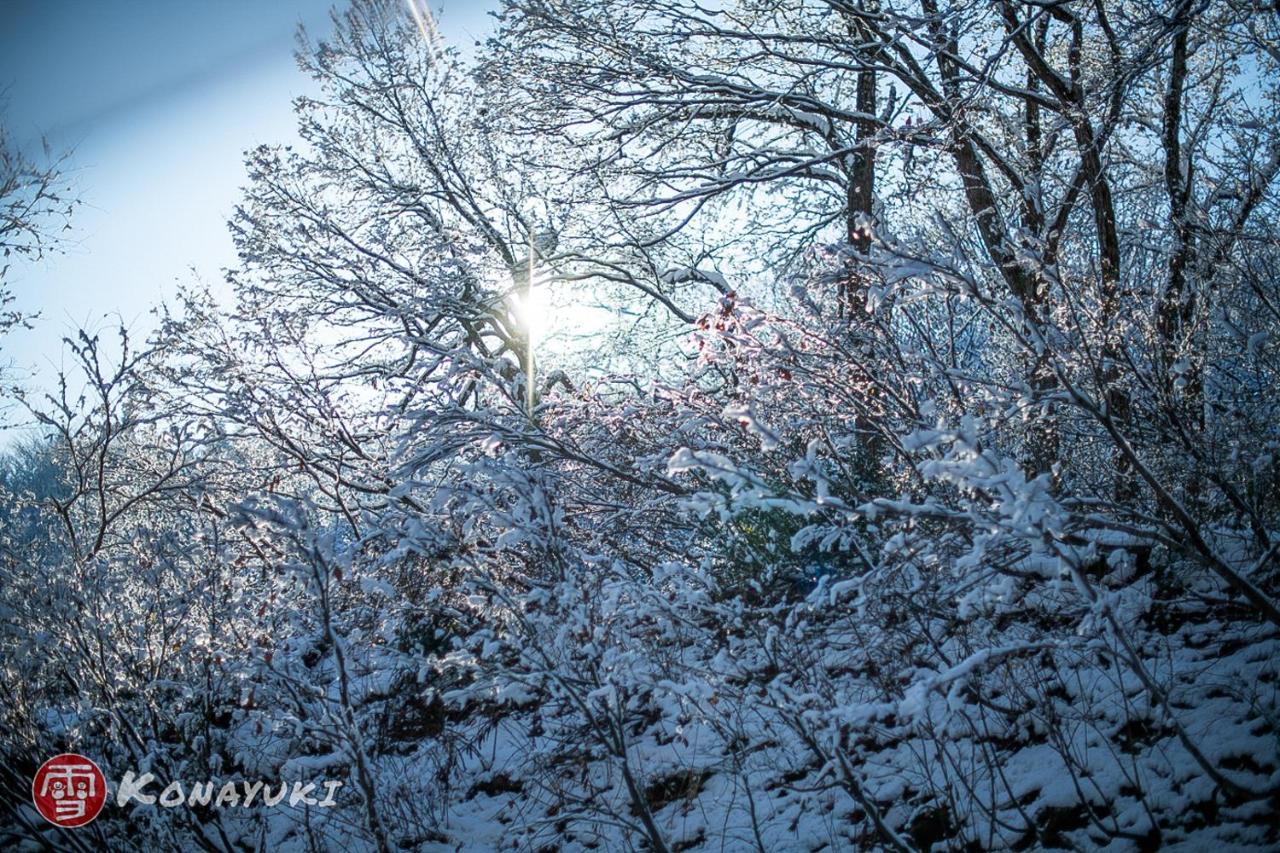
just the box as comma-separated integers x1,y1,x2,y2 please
2,0,1279,850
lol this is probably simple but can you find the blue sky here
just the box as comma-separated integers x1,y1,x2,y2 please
0,0,496,389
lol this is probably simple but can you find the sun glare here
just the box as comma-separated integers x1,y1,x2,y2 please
508,275,618,365
510,284,551,346
403,0,442,56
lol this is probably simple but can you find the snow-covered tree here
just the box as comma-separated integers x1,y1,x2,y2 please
3,0,1279,850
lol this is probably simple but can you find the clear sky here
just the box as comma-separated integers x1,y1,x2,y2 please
0,0,497,391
